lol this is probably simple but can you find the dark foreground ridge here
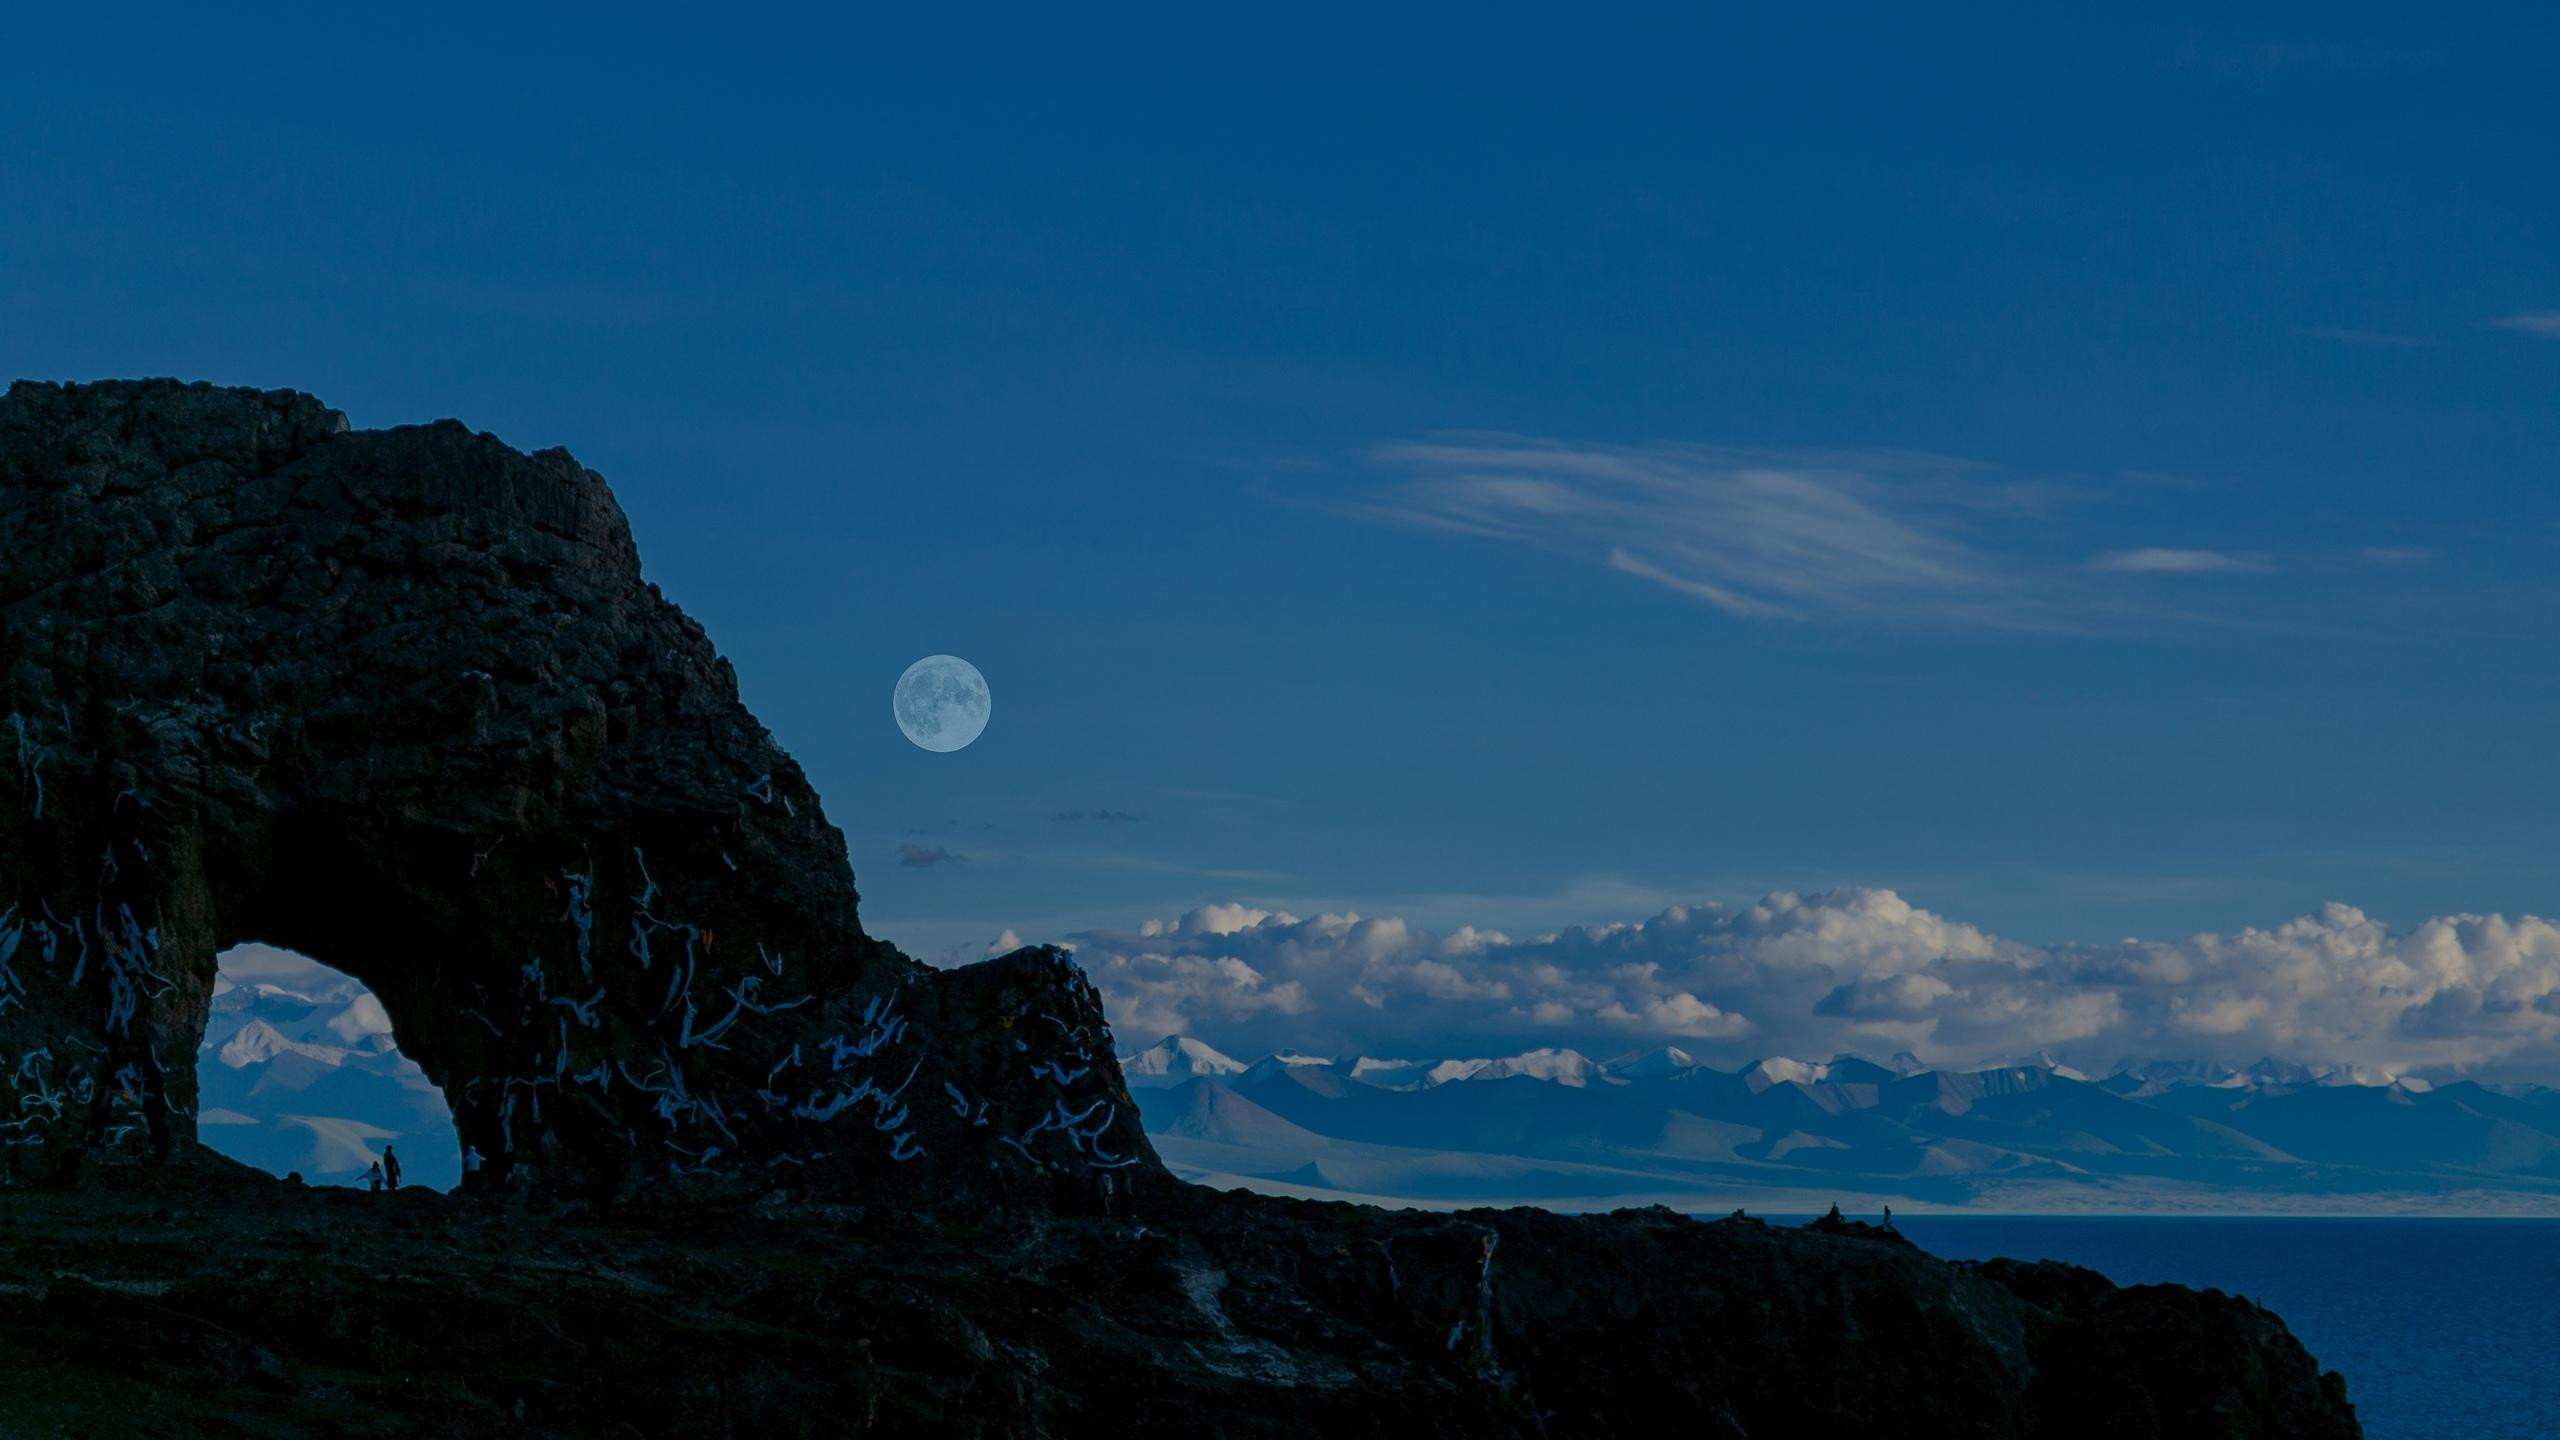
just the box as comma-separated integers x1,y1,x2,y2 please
1,1173,2359,1439
0,381,2359,1437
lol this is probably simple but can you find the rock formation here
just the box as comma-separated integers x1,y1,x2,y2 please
0,380,2362,1437
0,378,1148,1203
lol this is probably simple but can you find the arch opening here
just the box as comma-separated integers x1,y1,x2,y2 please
196,943,462,1191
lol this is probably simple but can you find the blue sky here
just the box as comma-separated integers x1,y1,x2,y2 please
9,6,2560,1067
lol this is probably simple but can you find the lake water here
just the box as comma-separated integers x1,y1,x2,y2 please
1882,1217,2560,1440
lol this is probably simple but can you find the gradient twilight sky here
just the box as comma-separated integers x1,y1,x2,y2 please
8,7,2559,1068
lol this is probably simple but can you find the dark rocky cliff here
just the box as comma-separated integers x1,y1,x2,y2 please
0,378,1147,1206
0,380,2360,1438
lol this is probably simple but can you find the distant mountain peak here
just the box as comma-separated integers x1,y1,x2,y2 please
1131,1039,2560,1212
1468,1048,1601,1087
1602,1044,1699,1078
1743,1056,1831,1089
1986,1050,2093,1082
1120,1035,1247,1081
216,1019,355,1071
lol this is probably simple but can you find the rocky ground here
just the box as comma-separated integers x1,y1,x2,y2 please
0,1160,2357,1440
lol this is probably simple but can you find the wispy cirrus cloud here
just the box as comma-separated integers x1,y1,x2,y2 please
2085,547,2275,575
1355,436,2288,631
2488,312,2560,337
2358,546,2437,567
1358,437,2069,630
896,842,968,869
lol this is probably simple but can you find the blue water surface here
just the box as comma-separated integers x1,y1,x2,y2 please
1881,1217,2560,1440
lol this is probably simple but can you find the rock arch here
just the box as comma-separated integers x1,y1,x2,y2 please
0,379,1151,1201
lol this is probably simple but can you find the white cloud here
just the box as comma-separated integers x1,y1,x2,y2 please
326,994,395,1044
1066,890,2560,1081
1089,946,1315,1049
2488,312,2560,337
1598,991,1752,1035
2085,548,2274,575
1604,547,1798,620
1353,435,2306,632
215,944,366,1000
1814,972,1956,1020
1356,437,2073,630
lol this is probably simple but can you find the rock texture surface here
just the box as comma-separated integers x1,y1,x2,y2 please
0,379,1148,1202
0,1177,2360,1439
0,380,2362,1437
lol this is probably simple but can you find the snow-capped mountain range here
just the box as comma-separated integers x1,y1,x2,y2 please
197,972,2557,1214
1117,1034,2467,1096
196,975,461,1189
1118,1035,2560,1213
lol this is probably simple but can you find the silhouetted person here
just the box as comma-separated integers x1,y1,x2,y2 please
382,1145,402,1191
365,1161,384,1193
461,1145,484,1195
1882,1204,1894,1229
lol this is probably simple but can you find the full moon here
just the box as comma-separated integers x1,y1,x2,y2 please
893,654,991,753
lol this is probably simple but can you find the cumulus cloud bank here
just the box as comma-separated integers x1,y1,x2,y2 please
1062,889,2560,1081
